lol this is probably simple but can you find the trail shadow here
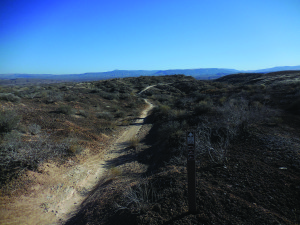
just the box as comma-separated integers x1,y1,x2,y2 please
64,177,114,225
129,122,144,126
103,151,137,169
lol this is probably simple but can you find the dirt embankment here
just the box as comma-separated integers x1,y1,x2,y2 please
0,99,153,225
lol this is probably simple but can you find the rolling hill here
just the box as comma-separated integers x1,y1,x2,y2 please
0,65,300,85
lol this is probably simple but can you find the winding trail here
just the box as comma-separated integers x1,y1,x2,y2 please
0,99,153,225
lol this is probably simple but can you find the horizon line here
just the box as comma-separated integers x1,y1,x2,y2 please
1,65,300,75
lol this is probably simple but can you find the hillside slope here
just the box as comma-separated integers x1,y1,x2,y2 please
0,74,299,224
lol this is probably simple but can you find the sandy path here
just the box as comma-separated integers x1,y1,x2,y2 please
0,99,153,225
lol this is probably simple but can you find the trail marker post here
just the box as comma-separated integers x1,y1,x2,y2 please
187,131,196,213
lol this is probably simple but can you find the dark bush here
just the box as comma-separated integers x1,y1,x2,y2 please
287,98,300,111
0,110,21,133
194,101,212,115
193,92,207,102
96,112,114,120
45,91,63,103
114,111,126,118
58,105,73,115
65,94,78,102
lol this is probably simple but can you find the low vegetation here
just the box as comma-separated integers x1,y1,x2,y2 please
1,72,300,224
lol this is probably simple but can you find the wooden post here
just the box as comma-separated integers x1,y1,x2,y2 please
187,131,196,213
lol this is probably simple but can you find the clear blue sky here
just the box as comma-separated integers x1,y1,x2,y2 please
1,0,299,74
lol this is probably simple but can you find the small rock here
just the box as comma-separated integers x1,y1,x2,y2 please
279,167,287,170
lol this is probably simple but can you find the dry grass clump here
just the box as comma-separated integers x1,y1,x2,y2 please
129,137,140,149
108,166,122,179
114,179,161,215
194,100,213,115
120,120,130,126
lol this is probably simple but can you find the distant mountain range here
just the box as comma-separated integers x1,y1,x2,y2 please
0,66,300,85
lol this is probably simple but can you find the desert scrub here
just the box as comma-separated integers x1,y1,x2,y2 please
0,109,21,133
68,143,83,155
28,123,41,135
78,109,89,118
98,91,119,100
0,93,21,103
95,121,116,134
194,100,213,115
0,132,73,186
58,105,74,115
193,92,208,102
157,120,187,148
129,137,140,149
44,90,63,103
158,104,171,115
64,94,78,102
96,112,114,120
115,179,161,215
108,166,122,179
218,96,227,105
114,110,126,118
120,120,130,126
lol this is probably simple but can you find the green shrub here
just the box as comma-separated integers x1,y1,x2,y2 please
218,96,227,105
68,143,83,155
98,91,119,100
0,93,21,102
114,110,126,118
58,105,73,115
65,94,78,102
194,101,212,115
0,110,21,133
119,93,131,100
159,104,171,115
45,91,63,103
96,112,114,120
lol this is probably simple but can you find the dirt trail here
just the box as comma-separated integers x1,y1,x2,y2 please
138,83,172,95
0,99,153,225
